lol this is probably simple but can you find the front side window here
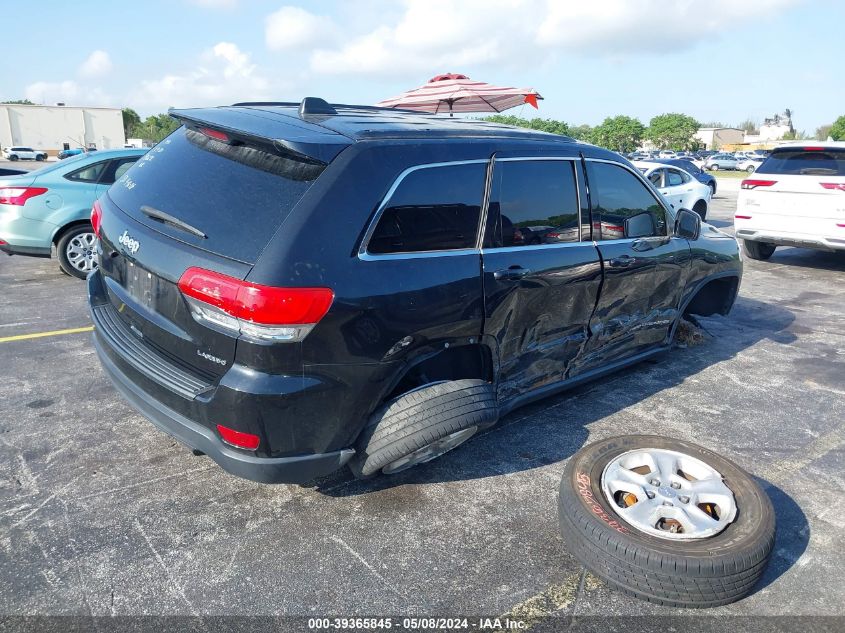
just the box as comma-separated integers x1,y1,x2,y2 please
587,161,667,240
485,160,580,247
367,162,486,255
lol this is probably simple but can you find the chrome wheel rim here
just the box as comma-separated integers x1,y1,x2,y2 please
601,448,737,540
382,426,478,474
65,232,98,273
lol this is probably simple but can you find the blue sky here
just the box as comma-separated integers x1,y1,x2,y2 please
2,0,841,133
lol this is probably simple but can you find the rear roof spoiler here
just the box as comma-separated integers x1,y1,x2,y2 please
169,105,352,165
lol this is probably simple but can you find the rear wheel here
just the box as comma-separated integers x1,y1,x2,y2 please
57,225,98,279
710,164,719,171
350,379,498,477
742,240,776,261
9,154,18,161
36,154,46,162
746,165,756,173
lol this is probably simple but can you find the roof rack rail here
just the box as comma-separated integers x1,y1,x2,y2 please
232,101,299,107
298,97,338,118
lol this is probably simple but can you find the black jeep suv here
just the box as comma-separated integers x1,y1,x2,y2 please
88,98,741,483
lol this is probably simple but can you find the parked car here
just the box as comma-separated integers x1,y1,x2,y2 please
704,154,739,171
655,158,717,197
658,150,677,159
735,142,845,260
736,155,766,173
58,148,97,160
0,148,146,277
634,161,712,219
86,98,741,484
2,146,48,162
0,167,27,177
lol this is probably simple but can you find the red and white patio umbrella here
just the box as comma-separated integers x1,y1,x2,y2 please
375,73,542,116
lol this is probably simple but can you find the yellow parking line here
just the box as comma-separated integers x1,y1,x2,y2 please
0,326,94,344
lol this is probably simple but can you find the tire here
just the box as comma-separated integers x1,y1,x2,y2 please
56,225,98,279
350,379,498,477
36,154,46,162
746,165,756,173
558,435,775,608
692,200,707,221
742,240,776,261
9,154,18,161
710,163,719,171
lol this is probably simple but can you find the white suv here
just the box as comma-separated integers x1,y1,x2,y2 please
2,146,48,161
735,142,845,259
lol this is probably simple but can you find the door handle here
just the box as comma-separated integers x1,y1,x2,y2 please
494,266,531,281
609,255,635,267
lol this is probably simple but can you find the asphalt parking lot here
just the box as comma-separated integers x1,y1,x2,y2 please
1,177,844,628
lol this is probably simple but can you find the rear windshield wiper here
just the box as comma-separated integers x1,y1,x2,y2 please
140,205,207,239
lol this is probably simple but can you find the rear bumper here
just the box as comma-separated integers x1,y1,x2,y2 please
0,207,55,255
93,331,355,483
735,228,845,252
0,242,51,257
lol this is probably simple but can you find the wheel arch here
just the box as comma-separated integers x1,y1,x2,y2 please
51,217,93,245
378,342,496,408
681,273,740,319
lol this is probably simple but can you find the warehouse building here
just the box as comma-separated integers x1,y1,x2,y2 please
693,127,745,151
0,104,125,156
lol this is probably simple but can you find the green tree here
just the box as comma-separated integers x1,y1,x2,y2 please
590,115,645,153
647,113,700,150
737,118,759,135
1,99,35,105
484,115,570,136
816,124,833,140
568,124,593,141
131,112,180,143
829,116,845,141
122,108,142,139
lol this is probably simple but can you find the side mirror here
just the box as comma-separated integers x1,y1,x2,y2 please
624,212,655,238
675,208,701,240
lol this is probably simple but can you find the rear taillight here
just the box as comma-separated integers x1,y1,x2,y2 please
0,186,48,206
821,183,845,192
216,424,260,450
91,200,102,237
735,215,752,220
177,267,334,342
741,179,777,190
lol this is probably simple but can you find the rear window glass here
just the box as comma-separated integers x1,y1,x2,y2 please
757,148,845,176
367,163,485,254
108,127,323,263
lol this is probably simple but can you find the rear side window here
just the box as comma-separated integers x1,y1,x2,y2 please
587,161,667,240
66,161,108,183
367,163,486,255
757,148,845,176
108,127,322,263
485,160,581,247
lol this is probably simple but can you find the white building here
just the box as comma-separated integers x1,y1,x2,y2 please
0,104,125,155
694,127,745,150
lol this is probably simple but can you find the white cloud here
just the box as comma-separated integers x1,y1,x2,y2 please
187,0,237,8
537,0,798,53
265,6,339,51
25,80,80,104
281,0,798,76
78,50,113,78
131,42,272,110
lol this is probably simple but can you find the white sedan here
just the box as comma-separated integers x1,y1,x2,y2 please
633,161,713,220
736,156,765,173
